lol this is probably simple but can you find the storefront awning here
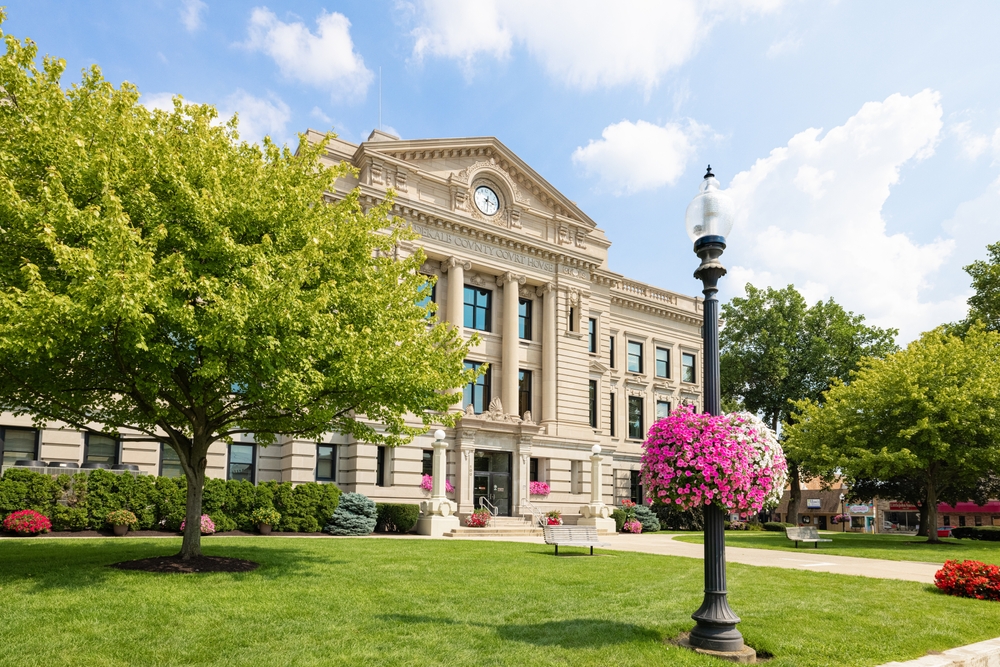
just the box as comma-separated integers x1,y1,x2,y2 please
938,501,1000,513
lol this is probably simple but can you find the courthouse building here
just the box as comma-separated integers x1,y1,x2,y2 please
0,129,706,525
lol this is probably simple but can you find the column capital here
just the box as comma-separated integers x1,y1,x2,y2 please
442,256,472,272
535,281,557,296
496,271,526,287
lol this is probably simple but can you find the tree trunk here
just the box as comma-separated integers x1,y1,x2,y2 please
179,441,209,560
787,463,802,525
924,472,940,544
916,501,929,537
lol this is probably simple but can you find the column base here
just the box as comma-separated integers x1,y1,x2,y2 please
678,633,756,664
415,514,460,537
575,516,617,533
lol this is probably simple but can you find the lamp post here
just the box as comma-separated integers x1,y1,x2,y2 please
840,493,846,532
685,166,745,654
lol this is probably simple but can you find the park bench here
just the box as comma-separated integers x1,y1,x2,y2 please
543,525,611,556
785,526,833,548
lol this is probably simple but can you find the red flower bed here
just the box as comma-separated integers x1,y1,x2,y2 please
3,509,52,535
934,559,1000,601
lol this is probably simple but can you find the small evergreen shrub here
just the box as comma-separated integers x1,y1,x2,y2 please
323,492,376,536
634,505,661,532
951,526,1000,541
376,503,420,533
51,505,89,531
612,508,626,532
764,521,795,532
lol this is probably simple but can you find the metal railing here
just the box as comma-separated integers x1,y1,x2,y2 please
521,499,545,527
478,496,498,526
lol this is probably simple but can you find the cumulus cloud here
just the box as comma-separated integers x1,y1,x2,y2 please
409,0,783,91
141,90,292,145
951,120,991,160
572,119,710,194
724,89,965,342
766,32,801,58
243,7,373,100
180,0,208,32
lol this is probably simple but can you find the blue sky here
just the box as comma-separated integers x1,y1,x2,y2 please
6,1,1000,341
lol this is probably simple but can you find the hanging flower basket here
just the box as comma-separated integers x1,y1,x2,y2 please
641,406,788,518
529,481,550,496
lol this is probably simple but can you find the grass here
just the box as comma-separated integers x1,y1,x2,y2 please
672,531,1000,565
1,536,999,666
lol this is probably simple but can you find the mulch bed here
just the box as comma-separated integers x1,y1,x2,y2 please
109,555,260,574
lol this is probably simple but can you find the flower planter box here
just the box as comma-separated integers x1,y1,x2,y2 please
259,524,272,535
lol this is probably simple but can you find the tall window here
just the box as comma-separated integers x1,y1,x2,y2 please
228,444,256,483
416,276,436,317
160,444,183,478
568,307,576,332
422,450,433,476
609,393,616,437
376,446,388,487
628,396,644,439
463,361,490,414
518,298,532,340
630,470,643,504
589,380,598,428
530,457,539,482
463,286,492,332
655,347,670,378
518,370,532,418
85,434,119,466
0,427,38,466
609,336,616,368
627,341,643,373
588,318,597,353
682,352,697,383
317,445,336,481
656,400,671,420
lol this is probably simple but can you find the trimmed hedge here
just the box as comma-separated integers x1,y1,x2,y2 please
764,521,795,532
611,508,626,532
951,526,1000,541
376,503,420,533
0,468,340,533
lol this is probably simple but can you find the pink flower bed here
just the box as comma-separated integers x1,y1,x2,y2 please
529,481,550,496
179,514,216,534
3,509,51,535
623,519,642,533
641,405,788,518
420,474,455,493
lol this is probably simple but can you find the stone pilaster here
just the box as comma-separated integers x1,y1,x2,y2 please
498,271,526,416
537,282,557,426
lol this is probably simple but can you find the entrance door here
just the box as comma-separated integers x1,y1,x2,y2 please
816,515,828,530
473,450,512,516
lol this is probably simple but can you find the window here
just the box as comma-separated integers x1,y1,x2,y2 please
85,433,119,466
416,276,436,316
656,400,671,420
463,285,492,332
609,336,616,368
628,396,644,440
518,370,532,418
518,298,532,340
655,347,670,378
959,515,966,527
317,445,336,481
976,515,984,527
943,515,951,526
630,470,643,504
682,352,697,383
568,307,576,332
228,443,255,483
0,427,38,467
422,449,433,476
160,444,183,478
589,380,598,428
463,361,491,414
530,457,539,482
376,446,388,487
609,393,616,437
588,318,597,353
627,341,643,373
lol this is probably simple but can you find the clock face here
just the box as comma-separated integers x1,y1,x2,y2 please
474,186,499,216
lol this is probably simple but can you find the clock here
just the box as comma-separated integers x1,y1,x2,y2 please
474,186,499,216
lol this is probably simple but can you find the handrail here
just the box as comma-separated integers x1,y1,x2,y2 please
521,499,545,527
478,496,498,526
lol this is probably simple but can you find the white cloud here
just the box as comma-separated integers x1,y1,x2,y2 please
310,106,333,125
141,90,292,145
724,89,965,342
180,0,208,32
951,120,990,160
243,7,373,101
572,119,709,194
766,33,801,58
409,0,784,91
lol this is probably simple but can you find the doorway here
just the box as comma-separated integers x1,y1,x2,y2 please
816,515,828,530
474,450,512,516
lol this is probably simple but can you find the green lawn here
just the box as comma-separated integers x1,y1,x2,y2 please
672,531,1000,565
1,536,998,666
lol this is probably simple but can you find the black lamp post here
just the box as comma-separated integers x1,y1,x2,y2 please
685,166,745,654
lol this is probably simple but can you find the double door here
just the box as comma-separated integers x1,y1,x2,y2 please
473,450,512,516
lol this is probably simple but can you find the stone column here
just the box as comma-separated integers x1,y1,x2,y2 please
443,257,471,334
537,282,557,425
416,430,460,537
456,427,477,515
498,272,525,416
578,444,616,532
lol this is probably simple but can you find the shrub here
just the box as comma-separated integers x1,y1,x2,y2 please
466,508,490,527
51,505,89,531
3,509,51,535
209,513,237,533
746,521,765,531
951,526,1000,541
376,503,420,533
935,559,1000,601
652,502,704,531
0,468,62,518
764,521,795,532
180,514,216,534
106,509,138,527
323,492,376,536
250,507,281,527
634,505,661,532
612,508,626,532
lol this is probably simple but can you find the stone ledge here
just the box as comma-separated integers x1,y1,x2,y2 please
877,637,1000,667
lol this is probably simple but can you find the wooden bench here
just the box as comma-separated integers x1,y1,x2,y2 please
543,525,611,556
785,526,833,548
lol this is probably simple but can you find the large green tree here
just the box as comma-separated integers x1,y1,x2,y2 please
786,327,1000,543
963,241,1000,332
0,20,474,559
720,284,897,523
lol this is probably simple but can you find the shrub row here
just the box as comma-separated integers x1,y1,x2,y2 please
951,526,1000,541
0,468,340,533
764,521,796,532
376,503,420,534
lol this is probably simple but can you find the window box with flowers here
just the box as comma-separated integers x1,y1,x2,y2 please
3,509,51,536
546,510,563,526
529,481,550,497
420,475,455,494
106,509,138,536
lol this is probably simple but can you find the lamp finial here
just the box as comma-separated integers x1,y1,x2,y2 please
704,165,714,179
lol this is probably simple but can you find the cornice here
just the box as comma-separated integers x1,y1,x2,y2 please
610,294,703,327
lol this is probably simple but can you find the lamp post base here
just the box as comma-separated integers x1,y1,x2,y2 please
678,633,757,664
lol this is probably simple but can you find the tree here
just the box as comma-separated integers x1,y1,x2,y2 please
785,327,1000,543
0,20,475,559
720,284,897,523
965,241,1000,332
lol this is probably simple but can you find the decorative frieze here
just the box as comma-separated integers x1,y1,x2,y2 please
411,222,557,273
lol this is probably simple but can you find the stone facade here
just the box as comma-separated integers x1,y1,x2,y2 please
0,128,704,524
